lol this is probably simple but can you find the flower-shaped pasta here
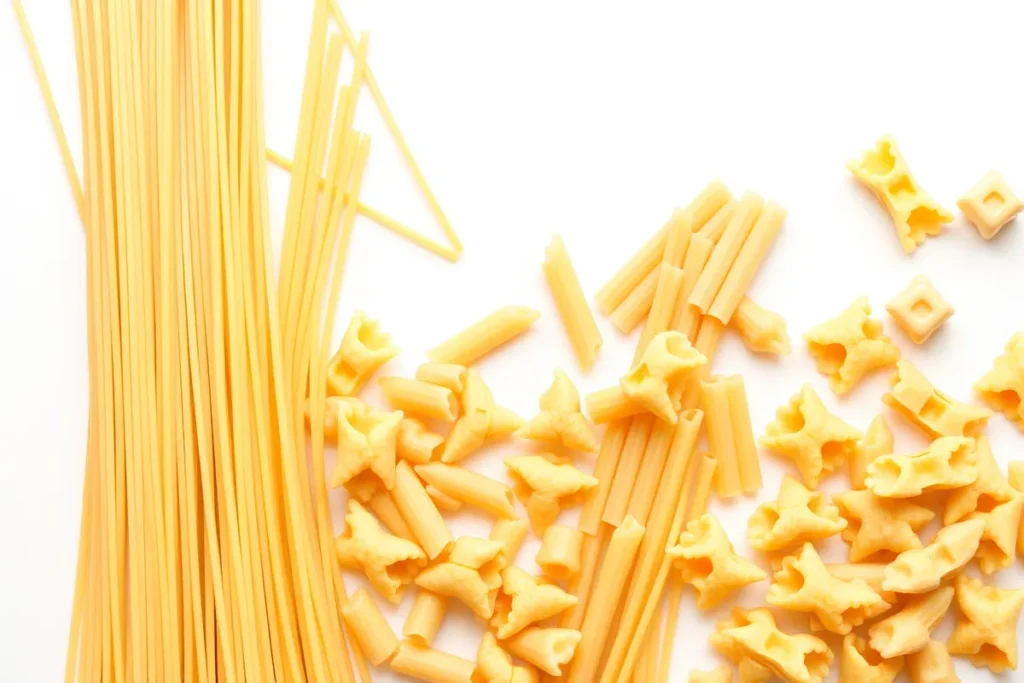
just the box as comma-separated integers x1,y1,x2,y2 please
944,437,1016,524
748,475,846,553
620,331,707,423
708,608,783,683
869,587,954,659
504,627,581,677
760,385,862,488
330,397,403,491
505,455,597,534
326,312,399,396
882,518,986,594
518,369,597,452
884,360,991,438
492,566,577,639
688,666,733,683
840,634,903,683
473,632,538,683
667,514,766,611
975,331,1024,430
804,297,901,395
767,543,889,635
415,537,506,619
442,370,524,464
713,607,833,683
833,489,934,562
970,493,1024,575
947,574,1024,673
335,500,426,603
866,436,977,499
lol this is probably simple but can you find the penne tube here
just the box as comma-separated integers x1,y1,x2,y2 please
392,460,454,559
689,192,765,314
729,296,790,356
415,462,517,519
544,235,604,371
610,266,660,334
379,377,460,422
693,318,725,383
690,453,719,519
428,306,540,366
725,375,762,494
536,526,585,581
390,641,475,683
415,362,468,394
695,198,738,244
397,417,446,465
367,489,418,542
635,265,686,364
488,518,530,569
708,202,787,323
671,234,715,340
627,420,677,522
342,588,400,666
425,485,462,512
580,420,630,535
561,527,608,631
602,415,656,526
403,590,448,646
585,387,644,425
701,377,741,498
661,211,693,268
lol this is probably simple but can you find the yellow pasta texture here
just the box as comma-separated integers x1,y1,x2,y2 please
504,627,581,677
804,297,901,395
404,590,448,646
443,370,524,463
394,460,456,560
947,574,1024,673
848,414,894,490
882,518,985,594
711,607,832,683
865,436,977,498
975,331,1024,429
415,536,505,618
473,632,538,683
847,135,953,253
666,514,766,611
973,493,1024,574
397,417,446,464
730,297,790,356
868,586,954,659
391,641,477,683
543,235,603,371
747,475,846,553
535,526,584,581
885,275,954,345
335,500,427,603
834,488,933,563
415,462,517,519
326,311,399,396
428,305,541,366
489,518,530,570
504,455,597,534
688,665,733,683
427,485,464,512
329,397,403,491
379,376,461,422
620,330,707,423
760,385,862,488
766,543,889,634
958,169,1024,239
906,640,960,683
946,437,1016,524
341,588,400,666
708,609,774,683
884,360,991,438
492,566,578,639
518,370,597,452
417,361,469,394
840,634,903,683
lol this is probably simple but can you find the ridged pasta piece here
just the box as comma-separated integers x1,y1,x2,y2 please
379,376,461,421
884,360,991,438
865,436,977,498
711,607,832,683
415,537,505,618
518,370,598,452
335,500,426,603
833,488,934,562
944,437,1016,523
505,627,581,677
403,590,447,646
492,566,578,639
971,493,1024,574
473,632,538,683
947,574,1024,673
869,587,954,659
535,526,584,581
396,417,446,465
428,306,540,366
505,455,597,534
442,370,524,464
804,297,900,395
748,475,846,553
325,311,399,396
975,331,1024,429
415,462,517,519
341,588,400,665
882,518,985,594
906,640,960,683
840,634,902,683
416,362,468,394
390,641,476,683
543,235,604,371
329,397,403,490
489,518,529,570
620,331,707,423
729,297,790,356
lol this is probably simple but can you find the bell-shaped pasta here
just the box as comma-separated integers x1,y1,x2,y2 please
326,312,399,396
492,566,577,639
947,574,1024,674
869,587,954,659
442,370,524,463
472,632,538,683
944,437,1016,524
866,436,977,498
840,634,902,683
504,627,581,677
804,297,901,395
335,500,426,603
748,475,846,553
767,543,889,635
975,331,1024,430
884,360,991,438
330,397,403,490
518,369,598,452
833,488,934,562
620,330,707,423
882,518,985,594
971,493,1024,574
396,417,446,465
848,414,894,490
505,455,597,534
709,608,775,683
906,640,960,683
688,666,733,683
760,385,862,488
713,607,833,683
415,536,505,619
667,514,766,611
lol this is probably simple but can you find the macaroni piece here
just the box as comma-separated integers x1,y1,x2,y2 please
702,377,742,498
325,311,399,396
493,566,578,639
709,202,788,324
620,331,708,423
1009,461,1024,557
673,234,716,340
747,475,846,553
329,397,402,490
488,518,529,569
543,235,604,370
335,500,427,603
662,209,693,267
957,169,1024,239
390,641,476,683
416,361,469,394
427,305,541,366
726,375,763,494
865,436,977,498
404,590,447,646
947,574,1024,673
583,387,644,424
944,436,1016,524
426,485,463,512
906,640,961,683
869,587,954,659
610,265,660,333
696,198,738,243
760,385,862,488
767,543,890,634
804,297,901,395
393,460,455,560
505,627,581,677
882,518,986,594
635,265,686,362
505,455,598,534
379,377,461,422
342,588,400,666
442,370,524,464
415,537,505,619
840,634,902,683
712,607,832,683
883,360,992,438
473,632,538,683
885,275,954,344
535,526,584,581
519,370,598,452
846,135,953,253
975,331,1024,429
971,493,1024,575
833,488,934,562
690,191,765,314
397,418,446,465
848,414,894,490
666,514,766,611
688,666,733,683
368,489,417,542
415,462,517,519
729,296,791,356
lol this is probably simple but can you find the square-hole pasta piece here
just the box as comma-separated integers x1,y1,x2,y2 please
688,666,733,683
760,385,863,488
943,436,1015,523
504,627,581,677
957,170,1024,240
804,297,901,395
975,331,1024,430
906,639,960,683
865,436,977,498
848,414,894,490
730,296,791,356
884,360,991,438
833,488,934,562
885,275,954,345
326,312,399,396
505,455,597,534
947,574,1024,673
869,586,954,659
414,537,505,619
474,632,538,683
518,369,598,452
329,397,403,491
711,607,833,683
882,518,986,594
969,493,1024,575
841,634,903,683
748,475,846,553
442,369,524,464
335,500,427,603
491,566,577,639
620,331,707,423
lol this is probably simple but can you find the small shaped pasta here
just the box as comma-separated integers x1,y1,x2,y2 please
473,632,538,683
326,312,399,396
825,563,889,596
620,330,708,423
492,566,578,639
885,275,954,345
833,488,934,562
840,634,903,683
730,296,790,356
804,297,901,395
504,627,581,677
884,360,991,438
869,587,954,659
708,608,775,683
971,493,1024,574
748,475,847,553
379,376,461,422
518,370,598,452
543,234,604,371
404,590,448,646
957,169,1024,240
393,460,455,560
489,518,530,569
945,436,1017,523
947,574,1024,673
390,641,476,683
975,331,1024,429
427,485,463,512
416,361,468,394
505,455,597,534
1009,461,1024,558
848,414,894,490
688,666,733,683
330,397,403,490
535,526,584,581
865,436,977,498
906,640,960,683
397,418,446,464
415,537,505,619
767,543,890,635
442,370,524,464
713,607,833,683
335,500,427,603
760,385,862,488
342,588,400,666
667,514,766,611
415,462,517,519
428,305,541,366
882,518,986,594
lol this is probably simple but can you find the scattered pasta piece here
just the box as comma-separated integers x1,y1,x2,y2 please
883,360,991,438
582,386,644,424
393,460,456,560
945,436,1016,524
504,627,581,677
975,331,1024,429
882,518,986,594
304,395,344,441
848,414,894,490
833,488,934,562
667,514,766,611
473,632,538,683
442,370,524,463
427,485,463,512
885,275,954,344
492,566,578,639
518,370,598,452
840,634,902,683
709,608,775,683
380,376,461,422
397,417,446,465
505,455,597,534
342,588,401,666
725,375,763,494
404,590,448,646
329,397,403,490
730,297,790,356
326,312,399,396
415,462,517,519
543,235,604,371
535,526,584,581
847,135,953,253
748,475,846,553
620,331,707,423
688,665,733,683
804,297,901,395
335,500,427,603
489,518,530,570
947,574,1024,673
1009,461,1024,558
415,537,505,619
971,493,1024,574
825,562,889,595
712,607,832,683
865,436,977,498
869,587,954,659
416,362,469,394
428,306,540,366
390,640,477,683
957,169,1024,240
760,385,862,488
906,640,960,683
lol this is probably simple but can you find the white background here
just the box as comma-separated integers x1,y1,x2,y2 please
1,1,1023,680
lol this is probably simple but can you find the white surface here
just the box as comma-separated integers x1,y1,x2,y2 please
1,1,1023,680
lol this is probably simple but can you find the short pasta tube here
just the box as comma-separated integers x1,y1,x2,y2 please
390,641,476,683
907,640,959,683
701,376,741,498
584,386,644,424
535,525,585,581
428,305,540,366
415,462,517,519
610,265,660,334
725,375,761,494
869,587,954,659
729,296,790,356
416,361,468,394
403,590,448,646
488,518,529,569
392,460,454,559
342,588,400,666
380,376,460,422
689,191,765,314
396,417,445,465
543,235,603,370
326,311,399,396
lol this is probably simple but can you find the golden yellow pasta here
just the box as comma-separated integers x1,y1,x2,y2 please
847,414,893,490
579,420,630,534
416,362,469,394
701,376,742,498
621,331,707,423
840,634,902,683
368,489,418,542
667,514,765,611
975,331,1024,429
442,370,524,463
625,420,676,523
426,485,463,512
493,567,578,639
404,590,448,646
947,574,1024,673
804,297,901,395
724,375,761,494
326,311,399,396
505,455,598,534
729,296,791,356
610,265,661,334
958,169,1024,239
415,537,505,619
390,641,476,683
474,632,538,683
392,460,455,560
711,607,832,683
687,666,733,683
747,475,846,553
825,563,889,596
866,436,977,498
906,640,960,683
662,209,693,268
584,387,644,424
708,609,776,683
708,202,787,324
602,415,656,526
330,397,403,490
341,588,400,666
519,370,598,452
505,627,582,677
689,192,765,314
543,235,604,371
379,376,461,421
945,436,1017,523
972,493,1024,575
869,587,954,659
415,462,516,519
884,360,991,438
396,417,446,465
536,526,585,581
672,234,716,340
335,500,427,603
882,518,985,594
635,265,686,361
1009,460,1024,558
695,199,738,243
834,488,934,562
488,518,530,569
886,275,954,345
428,306,541,366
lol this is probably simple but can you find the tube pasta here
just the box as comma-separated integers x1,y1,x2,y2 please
663,209,694,268
689,192,765,314
415,462,517,519
367,489,418,542
725,375,761,494
610,266,661,334
708,202,787,323
626,420,677,523
342,588,400,666
506,628,582,677
672,234,715,340
906,640,960,683
602,415,656,526
544,235,604,370
869,587,954,659
475,632,539,683
579,421,630,535
489,518,530,569
730,297,791,356
326,312,399,396
428,306,540,366
390,641,476,683
426,485,463,512
416,362,468,394
702,376,742,498
560,528,608,631
397,418,446,465
584,387,644,424
696,199,738,243
392,460,455,560
536,526,585,581
404,591,448,646
380,377,461,422
635,265,686,362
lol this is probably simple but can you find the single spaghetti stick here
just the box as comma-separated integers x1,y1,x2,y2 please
689,192,765,314
428,306,540,366
544,235,604,371
708,202,787,324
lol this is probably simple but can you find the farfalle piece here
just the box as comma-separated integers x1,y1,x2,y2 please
335,500,426,603
840,634,903,683
330,397,403,491
882,518,986,594
947,574,1024,673
326,312,399,396
804,297,901,395
714,607,833,683
667,514,766,611
442,369,524,464
866,436,977,498
518,369,597,452
505,455,597,534
492,566,577,639
834,488,934,562
415,536,506,619
869,587,954,659
748,475,846,553
620,330,707,423
884,360,991,438
975,331,1024,430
